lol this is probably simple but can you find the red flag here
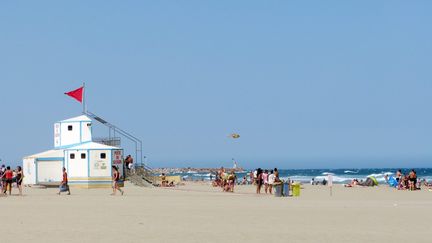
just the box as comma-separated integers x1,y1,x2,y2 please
65,86,84,103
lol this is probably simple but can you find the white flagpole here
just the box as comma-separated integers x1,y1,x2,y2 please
82,82,86,114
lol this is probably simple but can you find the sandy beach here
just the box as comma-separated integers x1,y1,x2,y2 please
0,183,431,243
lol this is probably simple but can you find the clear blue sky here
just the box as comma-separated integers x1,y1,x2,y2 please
1,1,431,169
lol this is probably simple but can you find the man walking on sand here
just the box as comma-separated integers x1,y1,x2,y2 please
111,166,124,196
58,167,70,195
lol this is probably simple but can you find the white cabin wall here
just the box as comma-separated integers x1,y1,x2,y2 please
66,150,89,178
81,122,92,143
89,150,110,177
36,161,63,183
23,158,36,184
60,122,81,147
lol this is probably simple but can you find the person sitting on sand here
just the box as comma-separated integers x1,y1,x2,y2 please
357,177,378,187
241,176,247,185
344,179,359,187
161,173,168,187
408,169,417,191
322,178,327,186
249,171,254,185
398,175,407,190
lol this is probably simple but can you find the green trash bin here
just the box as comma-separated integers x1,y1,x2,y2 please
292,183,300,197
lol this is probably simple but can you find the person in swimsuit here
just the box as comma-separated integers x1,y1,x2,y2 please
256,168,263,194
0,165,4,192
15,166,23,196
161,173,168,187
58,167,70,195
396,169,402,183
111,166,124,196
263,170,269,194
226,170,236,192
268,170,275,194
409,169,417,190
3,166,13,195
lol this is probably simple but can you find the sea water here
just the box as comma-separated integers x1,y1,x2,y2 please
171,168,432,184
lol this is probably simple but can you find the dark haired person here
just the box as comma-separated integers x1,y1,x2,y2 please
409,169,417,190
3,166,13,195
268,170,275,194
16,166,24,195
111,166,124,196
256,168,263,194
396,169,402,183
58,167,70,195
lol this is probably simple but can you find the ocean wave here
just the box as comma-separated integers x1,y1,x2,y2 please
344,170,358,174
322,172,335,175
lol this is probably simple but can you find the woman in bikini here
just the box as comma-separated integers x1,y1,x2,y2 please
256,168,263,194
111,166,124,196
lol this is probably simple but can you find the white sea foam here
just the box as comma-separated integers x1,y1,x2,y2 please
322,172,335,175
344,170,358,174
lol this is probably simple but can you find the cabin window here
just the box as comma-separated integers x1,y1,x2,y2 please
70,153,75,159
68,125,73,131
81,153,86,159
100,153,106,159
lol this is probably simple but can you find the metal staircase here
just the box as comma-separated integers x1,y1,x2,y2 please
85,111,143,164
84,111,156,187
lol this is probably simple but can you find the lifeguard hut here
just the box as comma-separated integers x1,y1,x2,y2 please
23,115,124,188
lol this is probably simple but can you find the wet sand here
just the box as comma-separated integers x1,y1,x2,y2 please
1,183,431,243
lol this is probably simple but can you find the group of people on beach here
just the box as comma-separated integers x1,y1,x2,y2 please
344,169,431,190
211,167,282,194
388,169,424,190
0,165,24,196
159,173,176,187
212,167,237,192
251,168,281,194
